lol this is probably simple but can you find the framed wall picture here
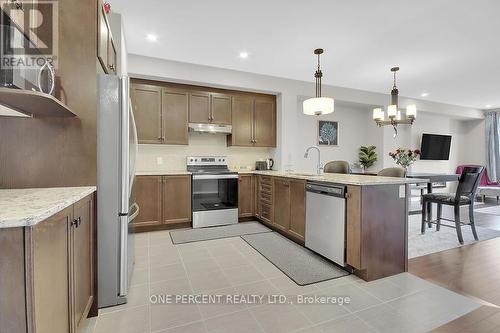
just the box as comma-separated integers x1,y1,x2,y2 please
318,120,338,146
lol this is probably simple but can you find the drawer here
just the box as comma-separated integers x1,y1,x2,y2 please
260,192,272,203
260,176,272,185
260,203,272,221
260,184,272,193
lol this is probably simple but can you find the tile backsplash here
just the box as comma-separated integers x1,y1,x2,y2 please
136,133,274,171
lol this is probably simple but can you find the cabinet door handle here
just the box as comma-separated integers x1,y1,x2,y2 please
71,217,81,228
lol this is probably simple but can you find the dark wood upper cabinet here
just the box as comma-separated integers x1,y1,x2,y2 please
97,1,109,73
133,176,163,227
163,175,191,224
229,96,254,146
97,0,116,74
210,93,232,125
229,96,276,148
189,92,231,125
131,83,162,144
254,98,276,147
238,174,254,218
107,38,117,74
130,79,276,147
189,91,211,123
162,88,189,145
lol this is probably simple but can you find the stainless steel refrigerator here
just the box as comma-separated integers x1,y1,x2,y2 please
97,74,139,308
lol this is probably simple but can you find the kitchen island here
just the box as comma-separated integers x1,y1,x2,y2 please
246,171,428,281
0,187,96,333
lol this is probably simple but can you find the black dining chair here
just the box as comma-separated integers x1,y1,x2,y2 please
421,166,485,244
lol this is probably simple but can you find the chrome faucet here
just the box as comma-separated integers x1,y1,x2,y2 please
304,146,323,175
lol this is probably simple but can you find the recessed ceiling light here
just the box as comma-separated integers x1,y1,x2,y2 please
485,104,492,108
146,34,158,42
421,92,429,97
239,52,249,59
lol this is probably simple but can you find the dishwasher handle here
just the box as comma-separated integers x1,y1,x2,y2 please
305,183,346,198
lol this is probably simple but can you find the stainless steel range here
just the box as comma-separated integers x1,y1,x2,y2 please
187,156,238,228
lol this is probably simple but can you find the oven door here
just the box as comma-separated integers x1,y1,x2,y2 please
192,174,239,228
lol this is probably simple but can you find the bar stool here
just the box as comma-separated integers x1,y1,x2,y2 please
324,161,350,174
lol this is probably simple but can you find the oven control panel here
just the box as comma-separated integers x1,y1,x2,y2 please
187,156,227,166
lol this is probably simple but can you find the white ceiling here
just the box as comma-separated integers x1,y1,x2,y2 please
112,0,500,109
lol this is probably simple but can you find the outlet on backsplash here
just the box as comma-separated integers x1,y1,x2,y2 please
156,157,164,165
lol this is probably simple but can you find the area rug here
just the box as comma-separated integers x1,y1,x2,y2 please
170,221,271,244
475,205,500,215
241,232,349,285
408,215,500,258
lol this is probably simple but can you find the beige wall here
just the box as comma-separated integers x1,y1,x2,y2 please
137,133,273,171
128,55,486,175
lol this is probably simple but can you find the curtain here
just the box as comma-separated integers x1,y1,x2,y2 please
485,111,500,182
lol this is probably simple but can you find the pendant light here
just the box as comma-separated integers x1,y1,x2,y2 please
303,48,335,116
373,67,417,136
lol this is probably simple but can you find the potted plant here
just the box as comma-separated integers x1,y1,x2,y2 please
389,148,421,174
358,145,377,171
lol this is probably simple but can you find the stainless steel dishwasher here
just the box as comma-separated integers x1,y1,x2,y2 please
305,182,347,266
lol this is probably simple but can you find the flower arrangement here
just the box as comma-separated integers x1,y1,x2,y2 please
389,148,421,170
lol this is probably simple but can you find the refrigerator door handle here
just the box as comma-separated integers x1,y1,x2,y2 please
119,76,130,214
129,100,138,197
118,215,128,296
128,202,140,222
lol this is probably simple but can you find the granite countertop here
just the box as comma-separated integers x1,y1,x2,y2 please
136,170,192,176
0,186,96,228
134,170,428,186
251,170,429,186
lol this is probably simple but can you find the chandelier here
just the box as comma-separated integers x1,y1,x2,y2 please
372,67,417,136
303,48,335,116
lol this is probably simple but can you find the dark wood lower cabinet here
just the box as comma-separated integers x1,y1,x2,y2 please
288,179,306,241
72,195,95,330
254,176,306,243
133,176,163,227
238,174,254,218
163,175,191,224
346,184,408,281
133,175,192,232
0,193,96,333
29,208,72,333
273,178,290,232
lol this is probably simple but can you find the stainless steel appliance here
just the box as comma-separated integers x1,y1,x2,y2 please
188,123,232,134
0,13,55,93
256,158,274,170
97,74,139,307
188,156,238,228
305,182,346,266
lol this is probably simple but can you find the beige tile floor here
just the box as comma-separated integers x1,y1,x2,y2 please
83,229,481,333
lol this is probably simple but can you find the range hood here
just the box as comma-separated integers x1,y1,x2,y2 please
189,123,232,134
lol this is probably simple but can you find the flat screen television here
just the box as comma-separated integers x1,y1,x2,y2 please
420,134,452,160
